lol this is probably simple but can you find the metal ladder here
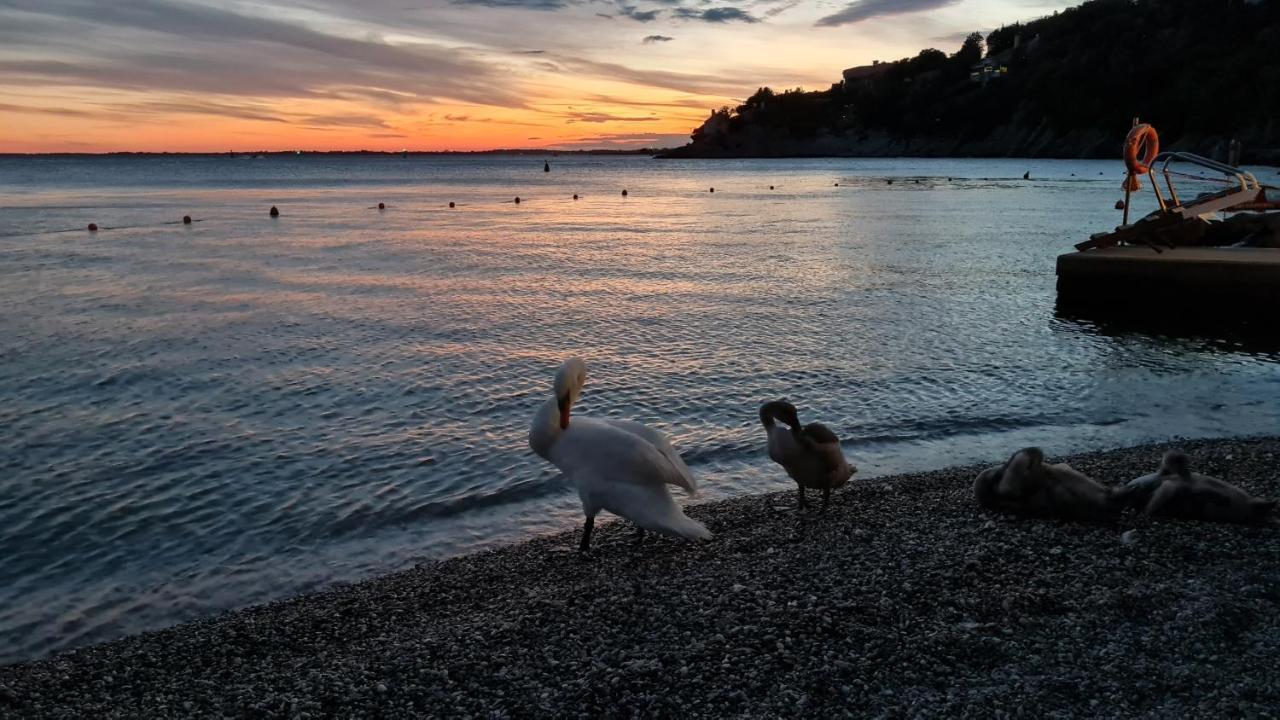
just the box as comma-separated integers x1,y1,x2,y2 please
1147,152,1274,218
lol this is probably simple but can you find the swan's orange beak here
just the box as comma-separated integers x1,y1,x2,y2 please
558,395,571,429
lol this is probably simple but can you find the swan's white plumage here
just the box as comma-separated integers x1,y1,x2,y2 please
529,358,709,542
603,418,697,496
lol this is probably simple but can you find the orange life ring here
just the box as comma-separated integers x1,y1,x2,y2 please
1122,124,1159,191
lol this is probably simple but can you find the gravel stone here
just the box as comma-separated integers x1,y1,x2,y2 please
0,437,1277,718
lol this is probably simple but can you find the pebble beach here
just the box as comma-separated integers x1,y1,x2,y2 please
2,435,1277,718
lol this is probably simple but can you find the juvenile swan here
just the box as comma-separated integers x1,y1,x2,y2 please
760,399,856,510
974,447,1126,520
529,358,711,554
1125,450,1277,525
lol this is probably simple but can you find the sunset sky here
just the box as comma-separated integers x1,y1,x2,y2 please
0,0,1074,153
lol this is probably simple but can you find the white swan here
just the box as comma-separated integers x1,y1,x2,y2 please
759,399,856,510
529,358,711,554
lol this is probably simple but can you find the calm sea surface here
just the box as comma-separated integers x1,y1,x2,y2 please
2,154,1278,664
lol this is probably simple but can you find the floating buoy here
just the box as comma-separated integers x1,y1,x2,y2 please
914,179,920,184
514,196,521,204
572,194,579,200
621,189,628,197
182,215,192,225
886,179,893,185
377,202,385,210
87,223,98,232
269,206,279,217
709,187,714,193
769,185,774,190
834,182,839,187
449,201,455,208
1114,200,1126,210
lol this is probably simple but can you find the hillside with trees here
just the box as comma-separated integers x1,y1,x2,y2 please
663,0,1280,161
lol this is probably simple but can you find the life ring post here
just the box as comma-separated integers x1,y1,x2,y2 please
1122,120,1163,222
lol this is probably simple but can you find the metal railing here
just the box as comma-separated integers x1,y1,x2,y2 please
1149,151,1261,217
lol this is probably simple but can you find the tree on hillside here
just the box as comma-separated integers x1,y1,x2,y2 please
986,24,1023,56
673,0,1280,159
954,32,984,65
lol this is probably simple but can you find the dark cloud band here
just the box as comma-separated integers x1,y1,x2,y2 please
816,0,963,28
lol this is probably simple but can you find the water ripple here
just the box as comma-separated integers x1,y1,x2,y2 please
1,155,1278,664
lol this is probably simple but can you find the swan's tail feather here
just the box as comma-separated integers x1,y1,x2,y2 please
654,512,712,541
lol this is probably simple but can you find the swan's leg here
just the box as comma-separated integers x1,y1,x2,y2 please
822,487,831,511
579,516,595,555
797,486,808,510
633,526,646,545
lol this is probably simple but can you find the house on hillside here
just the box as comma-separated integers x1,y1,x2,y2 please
970,57,1008,83
971,33,1040,84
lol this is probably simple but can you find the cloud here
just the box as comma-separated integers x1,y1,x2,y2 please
543,53,742,95
675,6,760,23
763,0,802,18
618,5,661,21
816,0,963,27
582,93,716,110
0,0,527,108
565,111,660,123
0,101,101,118
449,0,571,8
548,131,688,149
299,113,391,128
642,35,674,43
932,30,989,47
112,98,291,124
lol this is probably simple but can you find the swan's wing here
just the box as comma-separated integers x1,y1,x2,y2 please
766,424,804,467
603,418,697,496
1126,472,1164,491
552,420,709,539
1120,471,1165,509
553,419,687,496
1190,472,1255,503
800,422,850,475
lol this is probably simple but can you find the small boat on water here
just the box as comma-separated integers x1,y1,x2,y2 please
1057,122,1280,306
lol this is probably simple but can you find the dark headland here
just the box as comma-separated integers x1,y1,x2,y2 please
2,436,1277,718
662,0,1280,162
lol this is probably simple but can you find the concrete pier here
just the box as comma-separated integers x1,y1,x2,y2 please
1056,246,1280,304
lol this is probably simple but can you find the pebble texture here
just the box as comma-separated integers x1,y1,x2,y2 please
2,437,1277,719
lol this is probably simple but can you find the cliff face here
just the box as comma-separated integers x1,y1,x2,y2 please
664,0,1280,162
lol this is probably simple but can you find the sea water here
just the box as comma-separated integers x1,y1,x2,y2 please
2,154,1277,664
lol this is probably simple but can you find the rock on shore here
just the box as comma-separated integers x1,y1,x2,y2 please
2,437,1277,718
